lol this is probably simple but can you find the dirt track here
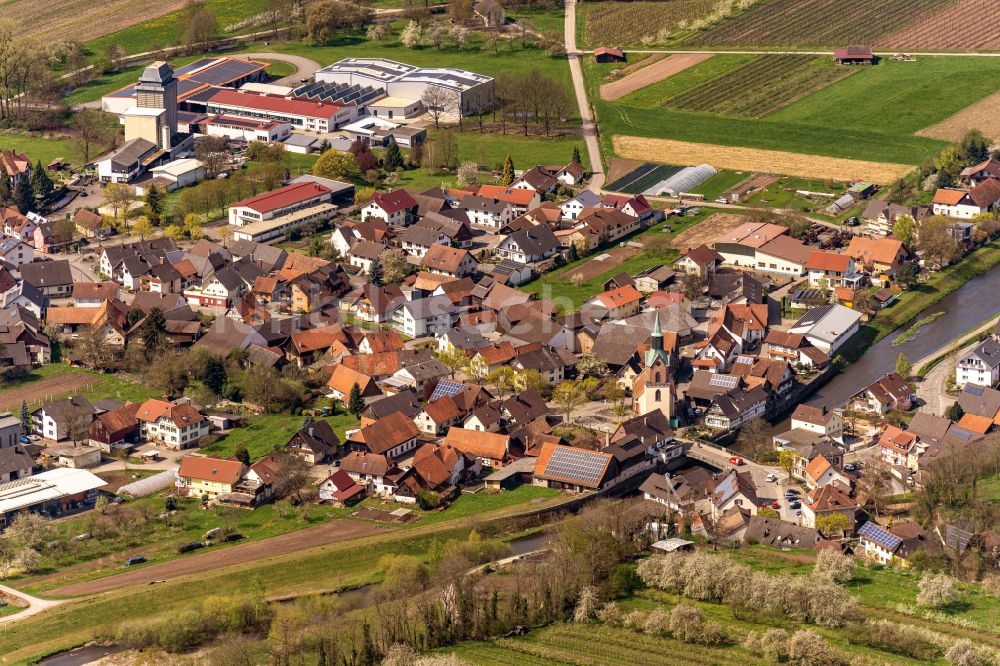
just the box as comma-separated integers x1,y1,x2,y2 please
613,136,914,184
671,213,747,249
600,53,713,101
46,519,384,597
0,374,99,411
570,244,644,281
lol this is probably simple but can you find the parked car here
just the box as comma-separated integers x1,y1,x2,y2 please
222,533,245,542
178,541,205,554
770,501,780,509
784,489,800,496
765,473,777,482
729,456,745,466
28,434,39,441
125,556,146,566
789,500,801,509
843,463,856,472
18,437,29,444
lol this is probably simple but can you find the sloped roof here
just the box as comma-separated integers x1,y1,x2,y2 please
179,455,244,484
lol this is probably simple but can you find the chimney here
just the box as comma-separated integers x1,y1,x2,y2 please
309,426,314,438
605,431,610,447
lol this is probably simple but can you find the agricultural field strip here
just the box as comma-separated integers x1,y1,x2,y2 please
918,88,1000,142
613,136,914,184
605,163,659,191
582,0,716,50
0,0,187,42
599,53,713,102
684,0,949,48
878,0,1000,50
662,55,855,118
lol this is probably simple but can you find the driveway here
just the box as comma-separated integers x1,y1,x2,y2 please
915,358,953,417
233,52,322,86
0,584,65,626
564,0,604,193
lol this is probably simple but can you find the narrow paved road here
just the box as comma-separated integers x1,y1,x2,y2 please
564,0,604,193
0,584,65,626
593,48,1000,58
232,52,321,86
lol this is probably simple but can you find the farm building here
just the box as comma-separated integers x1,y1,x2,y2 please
834,46,874,65
594,48,626,63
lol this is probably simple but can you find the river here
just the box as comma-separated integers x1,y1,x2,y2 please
804,262,1000,409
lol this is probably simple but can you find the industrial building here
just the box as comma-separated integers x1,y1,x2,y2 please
315,58,494,115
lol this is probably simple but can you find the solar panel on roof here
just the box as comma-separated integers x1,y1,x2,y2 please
736,356,753,364
858,521,901,550
709,374,739,389
966,386,984,396
951,427,973,441
543,447,608,485
430,379,467,401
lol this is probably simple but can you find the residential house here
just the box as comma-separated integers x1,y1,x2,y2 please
362,189,418,226
88,402,141,453
495,224,560,264
443,427,511,468
0,412,21,449
634,265,676,293
712,470,762,518
512,346,572,386
858,520,932,567
347,411,419,460
787,304,862,355
460,195,516,229
846,236,908,283
560,189,601,221
602,193,653,221
475,185,540,213
420,244,478,278
393,294,459,337
852,372,914,415
19,260,73,298
956,338,1000,388
805,251,860,288
339,451,399,497
957,384,1000,423
72,282,120,306
960,157,1000,187
861,200,926,237
803,454,850,490
136,399,210,450
673,245,722,279
399,225,449,258
176,455,246,501
318,469,365,505
790,404,843,443
743,516,822,550
800,485,859,535
512,166,559,195
879,425,917,468
532,442,615,493
33,219,74,255
590,284,644,319
73,209,112,239
932,180,1000,219
33,396,97,442
705,386,768,431
327,364,381,402
0,446,33,482
763,330,830,369
0,237,33,267
284,420,340,464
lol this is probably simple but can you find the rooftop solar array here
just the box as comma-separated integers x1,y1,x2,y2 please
709,374,739,389
966,385,984,396
736,355,753,364
543,447,609,486
292,82,384,106
858,521,901,551
430,379,467,401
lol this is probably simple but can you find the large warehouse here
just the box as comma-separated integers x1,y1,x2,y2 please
315,58,495,115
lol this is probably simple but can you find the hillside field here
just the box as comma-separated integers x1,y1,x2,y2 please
589,56,1000,168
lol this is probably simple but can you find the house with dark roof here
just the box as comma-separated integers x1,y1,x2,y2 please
532,442,615,492
32,396,99,442
858,520,933,566
956,338,1000,388
346,411,419,459
284,420,341,465
711,470,765,518
19,260,73,298
851,372,914,415
744,515,821,549
674,244,723,279
420,244,478,278
933,179,1000,219
495,224,561,264
704,386,767,431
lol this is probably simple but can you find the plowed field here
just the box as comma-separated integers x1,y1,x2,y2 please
0,0,187,42
600,54,713,101
879,0,1000,51
613,136,913,183
918,89,1000,141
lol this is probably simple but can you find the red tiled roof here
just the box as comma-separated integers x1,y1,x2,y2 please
594,284,642,308
476,185,537,206
179,455,244,485
231,182,330,213
370,189,418,214
805,251,852,273
208,88,341,119
933,188,966,206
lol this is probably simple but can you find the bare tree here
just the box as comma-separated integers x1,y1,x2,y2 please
421,86,452,130
73,109,119,163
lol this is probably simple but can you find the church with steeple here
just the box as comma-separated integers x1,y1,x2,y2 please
632,313,674,419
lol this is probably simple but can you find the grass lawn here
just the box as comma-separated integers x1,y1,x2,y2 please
0,489,580,662
198,413,360,461
358,485,562,528
508,4,565,40
522,209,715,308
265,60,295,78
0,364,160,408
690,169,751,201
0,132,82,168
18,497,350,596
